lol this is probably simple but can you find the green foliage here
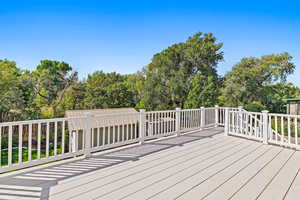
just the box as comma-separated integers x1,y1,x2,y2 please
0,32,299,122
139,32,223,110
85,71,135,109
32,60,78,117
220,53,296,112
243,101,267,112
184,74,219,108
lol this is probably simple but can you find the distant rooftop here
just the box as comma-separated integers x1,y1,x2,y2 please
283,97,300,102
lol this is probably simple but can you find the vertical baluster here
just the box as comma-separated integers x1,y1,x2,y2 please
254,114,257,138
108,124,111,145
192,110,194,128
28,123,32,161
18,124,22,163
69,129,72,153
275,116,278,143
97,127,100,146
0,126,1,166
150,113,153,136
46,122,50,158
281,116,284,144
188,110,191,129
163,112,166,134
8,125,12,166
113,123,116,143
91,126,94,148
130,120,133,140
75,130,79,151
268,115,272,141
288,117,291,145
158,112,160,135
61,121,65,155
126,120,129,141
250,113,253,136
117,123,120,142
295,117,298,146
233,112,236,133
103,126,106,145
164,112,167,134
54,122,57,156
123,119,126,141
184,111,187,129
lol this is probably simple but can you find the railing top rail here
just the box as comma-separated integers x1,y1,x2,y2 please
268,113,300,118
146,110,177,114
92,112,140,118
0,117,68,126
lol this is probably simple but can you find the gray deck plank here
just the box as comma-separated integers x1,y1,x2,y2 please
1,127,300,200
51,135,241,199
90,138,245,200
201,145,282,200
143,141,260,200
257,151,300,200
176,144,270,200
231,148,294,200
282,151,300,200
48,131,227,199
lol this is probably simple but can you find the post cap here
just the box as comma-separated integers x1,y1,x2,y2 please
200,106,205,109
139,109,146,112
176,107,181,110
262,110,269,113
215,105,219,107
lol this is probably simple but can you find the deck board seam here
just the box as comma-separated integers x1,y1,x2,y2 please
255,151,296,200
13,131,227,192
228,148,284,200
283,167,300,199
49,136,237,198
113,141,250,200
200,145,272,200
66,140,245,200
173,143,265,199
143,142,257,200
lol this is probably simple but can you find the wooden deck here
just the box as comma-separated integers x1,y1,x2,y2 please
0,127,300,200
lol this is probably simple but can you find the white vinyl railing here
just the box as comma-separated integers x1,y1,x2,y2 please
0,118,84,173
225,108,300,150
1,106,298,173
0,107,223,173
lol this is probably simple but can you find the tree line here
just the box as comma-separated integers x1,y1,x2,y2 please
1,32,299,122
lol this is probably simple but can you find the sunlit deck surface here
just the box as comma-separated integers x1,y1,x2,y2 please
1,127,300,200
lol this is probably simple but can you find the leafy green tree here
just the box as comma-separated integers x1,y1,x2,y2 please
220,53,295,111
56,81,86,114
139,32,223,110
184,74,219,108
262,82,300,113
0,60,29,121
84,71,135,109
32,60,77,117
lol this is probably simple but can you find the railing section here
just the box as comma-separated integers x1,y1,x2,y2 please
0,118,84,173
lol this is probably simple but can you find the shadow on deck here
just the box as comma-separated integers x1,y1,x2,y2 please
0,128,224,200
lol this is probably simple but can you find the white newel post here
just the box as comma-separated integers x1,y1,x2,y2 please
139,109,146,144
176,107,181,136
215,105,219,127
71,131,76,153
224,107,229,136
238,106,243,134
84,113,93,157
262,110,269,144
200,107,205,130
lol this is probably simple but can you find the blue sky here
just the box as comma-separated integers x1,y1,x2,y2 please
1,0,300,86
